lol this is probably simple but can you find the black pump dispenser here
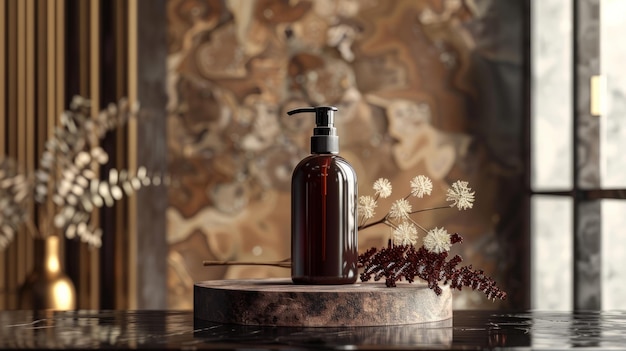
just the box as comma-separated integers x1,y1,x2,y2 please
287,106,339,154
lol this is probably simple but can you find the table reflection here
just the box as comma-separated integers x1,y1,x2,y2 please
1,310,626,349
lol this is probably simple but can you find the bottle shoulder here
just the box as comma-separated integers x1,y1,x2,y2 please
294,154,355,171
293,154,357,182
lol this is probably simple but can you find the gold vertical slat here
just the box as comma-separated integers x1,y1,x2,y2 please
75,0,89,310
36,0,48,160
88,0,100,310
46,0,55,134
115,0,126,98
16,0,28,290
0,0,6,310
36,0,53,284
90,0,99,140
127,0,138,310
78,0,89,98
55,0,64,122
5,0,18,309
26,0,35,170
44,0,58,266
37,0,50,237
45,0,56,229
6,1,17,161
0,0,5,155
55,0,66,263
114,0,129,309
25,0,36,278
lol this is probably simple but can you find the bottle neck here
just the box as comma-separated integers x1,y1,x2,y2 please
311,135,339,154
34,236,62,275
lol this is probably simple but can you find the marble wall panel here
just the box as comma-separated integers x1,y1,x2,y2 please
165,0,528,310
599,0,626,309
600,0,626,188
576,0,601,189
531,196,573,311
601,200,626,310
575,200,602,310
531,0,572,191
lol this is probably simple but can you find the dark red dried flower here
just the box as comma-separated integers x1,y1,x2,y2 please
358,233,507,301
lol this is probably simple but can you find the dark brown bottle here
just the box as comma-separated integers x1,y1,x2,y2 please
288,107,358,284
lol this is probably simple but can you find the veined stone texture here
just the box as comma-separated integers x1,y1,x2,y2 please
194,278,452,327
576,0,601,189
601,0,626,189
531,0,572,191
601,200,626,310
531,196,573,311
166,0,527,310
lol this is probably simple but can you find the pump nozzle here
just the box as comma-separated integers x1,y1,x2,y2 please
287,106,339,154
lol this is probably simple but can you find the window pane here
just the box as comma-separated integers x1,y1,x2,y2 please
531,195,573,310
531,0,573,191
600,0,626,188
601,199,626,310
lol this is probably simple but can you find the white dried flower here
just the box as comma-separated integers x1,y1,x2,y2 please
423,227,451,253
393,221,418,246
78,226,101,248
410,175,433,198
66,223,76,239
446,180,475,210
373,178,392,198
358,195,377,220
111,185,123,200
91,146,108,164
0,159,30,249
75,151,91,168
389,198,412,219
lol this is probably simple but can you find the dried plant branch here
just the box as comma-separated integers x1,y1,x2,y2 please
202,176,506,302
0,159,32,250
358,237,507,300
203,259,292,268
354,176,505,299
357,214,389,231
0,95,166,250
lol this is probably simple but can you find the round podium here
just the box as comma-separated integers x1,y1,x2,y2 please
194,278,452,327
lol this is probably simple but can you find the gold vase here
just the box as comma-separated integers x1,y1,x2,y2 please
18,236,76,310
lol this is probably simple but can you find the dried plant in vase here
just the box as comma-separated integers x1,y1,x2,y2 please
357,176,506,301
0,95,162,250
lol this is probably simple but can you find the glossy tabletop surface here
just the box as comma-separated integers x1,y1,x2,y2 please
1,310,626,349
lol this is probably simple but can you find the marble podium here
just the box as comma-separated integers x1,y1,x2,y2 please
194,278,452,327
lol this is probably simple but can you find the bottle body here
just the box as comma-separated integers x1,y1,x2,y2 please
291,154,358,284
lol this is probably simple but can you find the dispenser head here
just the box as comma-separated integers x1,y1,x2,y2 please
287,106,339,154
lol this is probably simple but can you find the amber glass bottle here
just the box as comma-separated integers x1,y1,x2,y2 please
288,107,358,284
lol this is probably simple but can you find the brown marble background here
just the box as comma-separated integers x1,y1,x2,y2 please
165,0,527,310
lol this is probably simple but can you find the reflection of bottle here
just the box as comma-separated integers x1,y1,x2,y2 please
288,106,358,285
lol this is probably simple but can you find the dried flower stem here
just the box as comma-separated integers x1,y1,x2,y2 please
358,214,389,231
358,205,451,232
409,205,451,214
203,259,291,268
407,217,428,234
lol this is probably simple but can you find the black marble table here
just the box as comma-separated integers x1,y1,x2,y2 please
0,310,625,349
